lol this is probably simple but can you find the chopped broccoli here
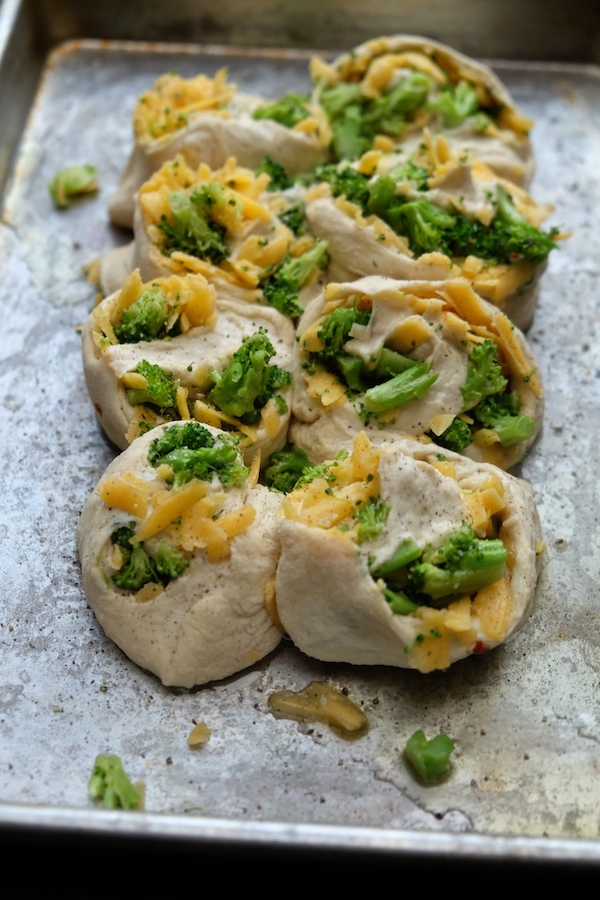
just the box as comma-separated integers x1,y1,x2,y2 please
261,239,329,317
152,539,189,581
404,730,454,783
256,156,294,191
354,497,391,543
387,160,430,191
314,163,371,208
382,587,419,615
88,754,141,809
148,422,248,489
158,185,229,263
252,93,311,128
208,328,292,422
372,538,422,578
362,362,439,414
110,524,188,591
114,289,170,343
320,73,431,160
126,360,179,414
278,201,307,235
316,306,372,361
474,391,535,447
430,416,474,452
263,445,313,493
393,199,457,255
427,80,480,128
491,184,559,263
461,339,507,410
48,164,98,208
112,542,158,591
408,522,507,603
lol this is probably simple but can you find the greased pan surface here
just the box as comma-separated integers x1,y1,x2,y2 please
1,27,600,863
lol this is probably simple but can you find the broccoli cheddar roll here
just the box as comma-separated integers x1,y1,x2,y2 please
310,34,534,186
275,432,544,674
77,421,283,688
100,155,329,315
291,276,543,471
82,269,295,465
304,153,557,331
109,69,330,229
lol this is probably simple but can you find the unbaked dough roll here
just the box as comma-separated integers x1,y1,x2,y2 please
275,431,543,674
109,70,330,229
290,275,543,471
78,421,284,688
100,155,328,312
310,33,534,186
82,269,295,464
304,153,557,331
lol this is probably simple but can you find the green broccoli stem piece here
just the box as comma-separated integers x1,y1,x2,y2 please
408,524,507,603
362,362,438,414
372,538,422,578
382,587,419,616
88,754,141,809
371,347,419,377
404,730,454,782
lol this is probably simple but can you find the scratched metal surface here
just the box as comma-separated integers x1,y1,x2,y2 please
1,31,600,863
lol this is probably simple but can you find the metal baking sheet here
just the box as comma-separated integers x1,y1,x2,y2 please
2,6,600,868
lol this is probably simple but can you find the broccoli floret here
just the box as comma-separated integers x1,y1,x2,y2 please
461,339,507,410
388,160,430,191
252,93,311,128
110,524,188,590
261,240,329,317
314,163,371,208
362,362,439,414
278,201,307,235
320,73,431,161
126,360,179,414
48,164,98,208
263,445,313,493
492,184,559,263
152,539,189,581
354,498,391,543
430,416,474,452
408,522,507,603
112,542,158,591
147,420,214,462
113,289,170,343
208,328,291,422
404,730,454,783
158,185,229,263
148,422,248,489
316,306,372,360
256,156,294,191
394,199,457,256
474,391,535,447
88,754,141,810
427,80,480,128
